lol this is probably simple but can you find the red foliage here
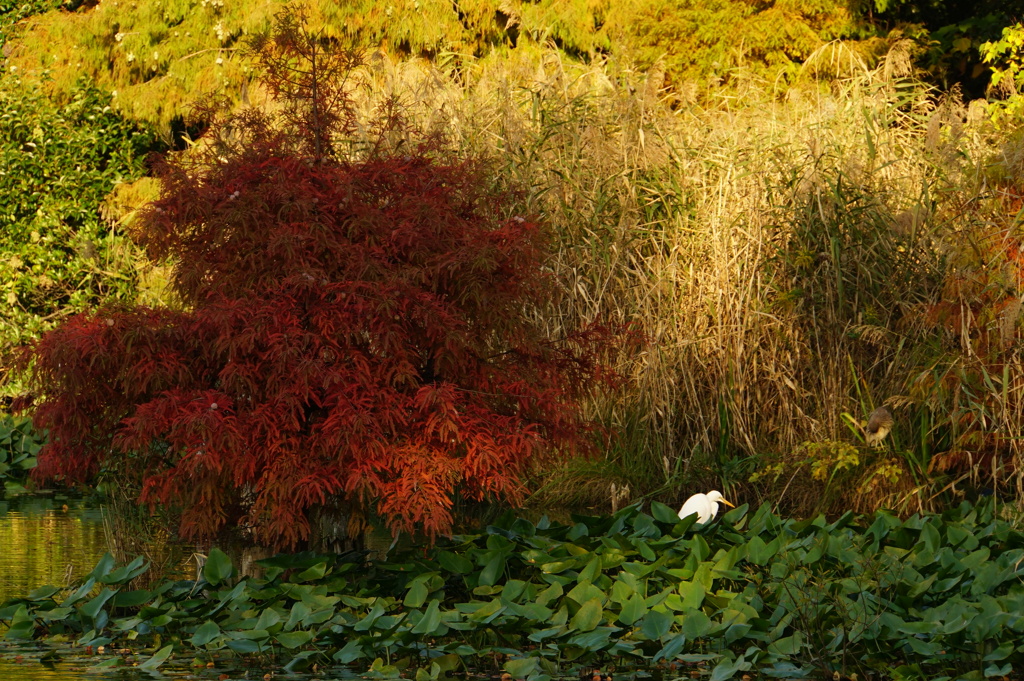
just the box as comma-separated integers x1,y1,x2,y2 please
19,106,627,547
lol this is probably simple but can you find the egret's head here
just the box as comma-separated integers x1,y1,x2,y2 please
707,490,735,507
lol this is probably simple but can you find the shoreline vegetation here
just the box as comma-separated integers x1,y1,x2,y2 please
3,501,1024,680
4,2,1024,678
2,0,1024,520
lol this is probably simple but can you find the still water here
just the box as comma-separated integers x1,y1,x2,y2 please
0,494,107,606
0,494,264,680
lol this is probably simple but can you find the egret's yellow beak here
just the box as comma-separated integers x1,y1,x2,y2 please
721,498,735,508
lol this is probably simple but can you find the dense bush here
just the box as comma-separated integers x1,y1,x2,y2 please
18,22,627,548
0,79,158,384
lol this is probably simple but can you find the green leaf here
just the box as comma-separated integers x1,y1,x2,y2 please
88,553,116,580
80,588,116,620
405,580,429,608
286,601,313,630
226,638,261,654
191,620,221,647
641,608,674,640
254,607,282,631
138,644,173,670
710,655,750,681
276,630,314,648
680,609,711,640
437,550,474,574
651,501,681,523
570,597,603,632
203,548,234,586
295,561,328,581
411,600,443,635
618,593,647,626
26,585,60,600
505,657,540,677
102,556,148,584
112,589,152,607
678,580,705,610
478,552,507,586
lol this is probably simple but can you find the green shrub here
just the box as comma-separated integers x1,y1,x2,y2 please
0,413,43,493
0,77,159,388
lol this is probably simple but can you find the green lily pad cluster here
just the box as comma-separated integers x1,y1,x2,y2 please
2,501,1023,680
0,414,43,494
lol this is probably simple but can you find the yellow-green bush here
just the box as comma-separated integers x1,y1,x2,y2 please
0,78,158,386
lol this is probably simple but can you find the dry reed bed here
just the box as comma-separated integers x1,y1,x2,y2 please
339,50,1024,515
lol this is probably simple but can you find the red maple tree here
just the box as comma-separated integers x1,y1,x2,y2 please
17,19,627,547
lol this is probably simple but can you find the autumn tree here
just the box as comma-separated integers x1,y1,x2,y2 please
17,16,625,548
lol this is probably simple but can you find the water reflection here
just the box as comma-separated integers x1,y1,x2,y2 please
0,494,107,605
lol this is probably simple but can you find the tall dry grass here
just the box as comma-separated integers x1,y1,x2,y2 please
246,46,1024,517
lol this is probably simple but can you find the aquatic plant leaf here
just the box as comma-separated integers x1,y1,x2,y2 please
139,644,173,670
285,602,312,630
334,639,366,663
284,650,318,671
203,548,234,586
653,634,685,662
26,585,60,601
479,552,507,586
745,536,778,565
81,588,116,620
710,654,751,681
103,556,149,585
276,630,314,648
3,605,34,640
618,594,647,625
405,580,430,608
88,553,117,580
640,608,674,640
354,602,387,631
254,608,282,632
110,590,151,608
650,501,680,524
680,609,711,640
411,600,443,635
678,580,705,611
295,561,328,581
89,657,125,670
226,638,262,653
191,620,221,646
505,656,539,677
437,551,474,574
569,597,603,632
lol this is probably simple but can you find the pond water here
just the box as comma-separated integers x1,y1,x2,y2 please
0,494,383,680
0,494,107,606
0,494,236,680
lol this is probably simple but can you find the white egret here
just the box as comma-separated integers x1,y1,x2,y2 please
677,490,735,525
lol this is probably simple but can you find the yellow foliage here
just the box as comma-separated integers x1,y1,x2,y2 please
4,0,867,131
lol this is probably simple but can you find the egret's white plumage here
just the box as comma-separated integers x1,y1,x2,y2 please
677,490,735,525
